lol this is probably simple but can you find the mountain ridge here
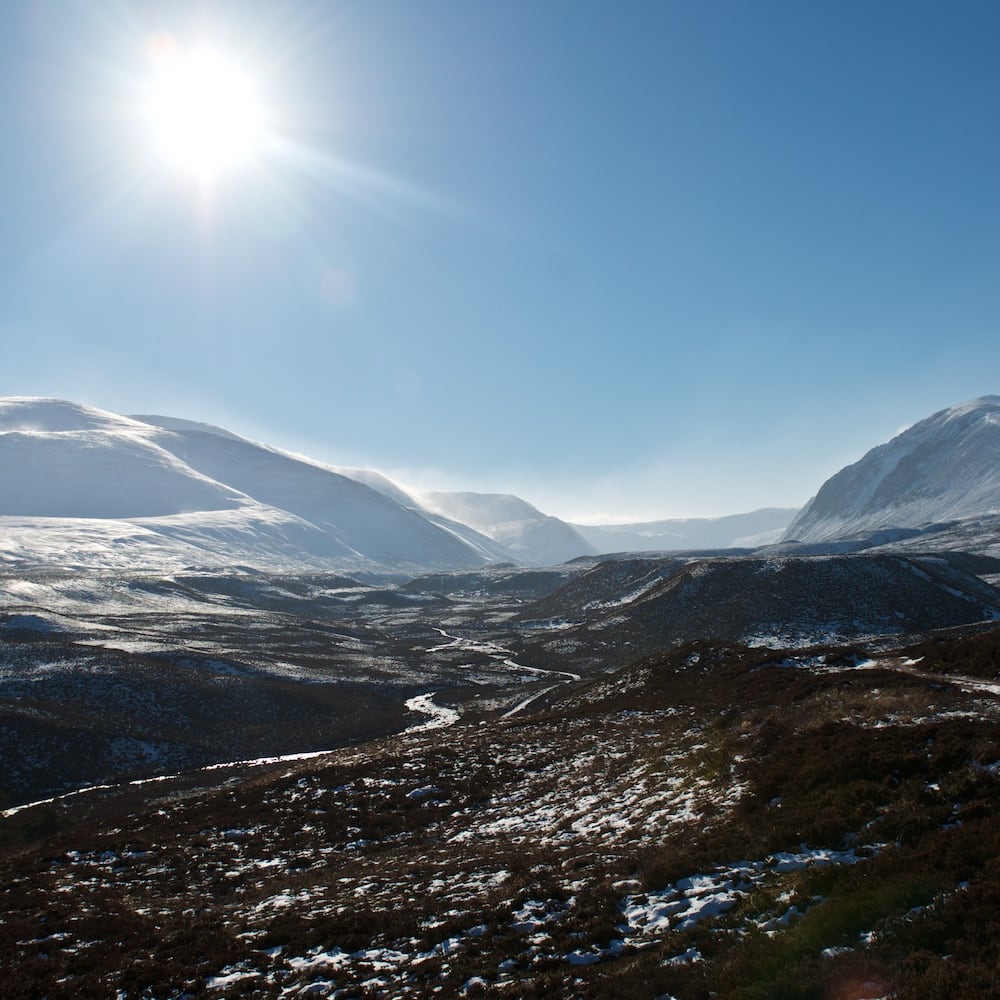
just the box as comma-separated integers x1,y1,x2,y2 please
573,507,798,553
6,394,1000,571
0,399,495,574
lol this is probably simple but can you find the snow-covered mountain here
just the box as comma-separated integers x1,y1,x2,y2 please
0,399,501,574
785,396,1000,544
0,400,243,518
418,491,597,566
328,468,515,566
11,393,998,574
573,508,798,554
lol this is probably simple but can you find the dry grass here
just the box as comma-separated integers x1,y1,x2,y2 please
3,629,1000,997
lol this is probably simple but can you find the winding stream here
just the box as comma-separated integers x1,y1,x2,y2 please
2,622,579,819
425,624,580,720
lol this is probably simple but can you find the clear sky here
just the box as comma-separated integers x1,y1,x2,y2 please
2,0,999,522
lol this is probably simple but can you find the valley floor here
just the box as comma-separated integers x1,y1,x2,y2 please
5,627,1000,998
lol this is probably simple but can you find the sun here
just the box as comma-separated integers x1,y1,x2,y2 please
141,38,268,182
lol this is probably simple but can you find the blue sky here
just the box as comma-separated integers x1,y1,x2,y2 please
2,0,999,521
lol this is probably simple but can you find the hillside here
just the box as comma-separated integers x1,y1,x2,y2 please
420,491,597,566
516,551,1000,670
328,468,517,565
139,418,489,570
5,625,1000,999
0,400,498,575
0,400,244,519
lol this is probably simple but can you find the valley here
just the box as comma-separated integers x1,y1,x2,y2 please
4,605,1000,998
4,551,1000,998
4,0,1000,978
0,565,584,807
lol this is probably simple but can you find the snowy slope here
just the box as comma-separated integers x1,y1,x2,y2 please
0,508,359,572
786,396,1000,543
0,400,497,573
0,399,244,518
330,467,419,510
137,420,489,569
130,421,515,565
420,491,597,566
573,508,798,554
330,468,516,565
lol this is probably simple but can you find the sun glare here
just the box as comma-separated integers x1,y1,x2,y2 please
142,38,268,182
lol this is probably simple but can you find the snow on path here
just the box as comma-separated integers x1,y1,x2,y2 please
498,659,581,718
851,656,1000,699
501,684,564,719
425,627,509,657
403,693,461,733
902,665,1000,698
1,749,337,819
507,659,582,684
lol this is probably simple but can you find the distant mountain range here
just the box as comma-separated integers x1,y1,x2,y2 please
3,394,1000,573
419,491,598,566
572,508,797,553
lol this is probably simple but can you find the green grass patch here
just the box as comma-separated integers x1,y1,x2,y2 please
721,866,944,1000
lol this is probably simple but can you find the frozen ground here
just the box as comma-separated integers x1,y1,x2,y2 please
4,628,1000,998
0,567,585,804
3,549,1000,997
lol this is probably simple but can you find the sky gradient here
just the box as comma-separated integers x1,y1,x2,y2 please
2,0,999,521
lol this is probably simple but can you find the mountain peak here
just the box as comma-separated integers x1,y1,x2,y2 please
0,397,152,435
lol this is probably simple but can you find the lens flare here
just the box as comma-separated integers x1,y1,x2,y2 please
142,39,267,181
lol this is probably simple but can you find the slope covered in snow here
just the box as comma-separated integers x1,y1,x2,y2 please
329,467,419,510
134,420,516,566
329,468,516,565
0,400,498,574
420,491,597,566
139,421,488,570
786,396,1000,544
0,399,244,518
